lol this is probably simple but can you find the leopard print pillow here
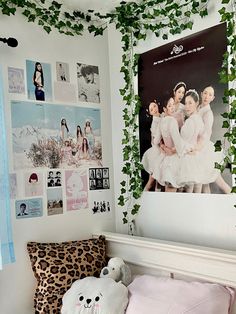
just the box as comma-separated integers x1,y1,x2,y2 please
27,235,106,314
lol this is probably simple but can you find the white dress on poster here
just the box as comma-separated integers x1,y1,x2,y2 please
153,115,190,188
142,116,161,174
173,102,185,129
198,104,214,141
178,112,221,186
178,113,205,185
197,104,222,184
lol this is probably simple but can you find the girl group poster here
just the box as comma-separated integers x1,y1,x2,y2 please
139,23,232,194
11,101,102,170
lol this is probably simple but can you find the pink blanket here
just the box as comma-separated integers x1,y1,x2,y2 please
126,275,235,314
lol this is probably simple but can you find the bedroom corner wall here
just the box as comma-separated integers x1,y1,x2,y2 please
108,0,236,250
0,13,115,314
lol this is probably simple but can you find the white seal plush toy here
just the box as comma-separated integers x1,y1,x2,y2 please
100,257,132,287
61,276,128,314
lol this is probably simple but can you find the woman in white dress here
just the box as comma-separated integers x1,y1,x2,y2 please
160,82,187,158
80,137,90,160
141,100,161,190
178,90,207,192
61,139,73,165
76,125,83,150
142,82,187,192
198,86,215,193
198,86,231,193
61,118,69,142
84,120,95,158
178,89,228,193
172,81,186,129
154,91,212,193
153,97,193,192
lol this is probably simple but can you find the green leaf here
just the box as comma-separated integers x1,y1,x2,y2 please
185,11,191,17
131,204,140,215
123,218,128,224
221,112,229,118
22,9,30,17
224,132,231,138
222,120,230,128
200,8,208,17
120,180,126,187
162,33,168,40
38,19,44,26
43,26,51,33
52,1,62,9
231,186,236,193
215,162,222,170
28,14,36,22
214,140,222,152
118,195,125,206
186,21,193,29
176,10,182,17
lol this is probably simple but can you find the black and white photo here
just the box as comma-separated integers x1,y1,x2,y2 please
89,167,110,190
77,63,100,103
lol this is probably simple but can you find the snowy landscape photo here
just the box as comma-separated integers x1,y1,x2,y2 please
11,100,102,170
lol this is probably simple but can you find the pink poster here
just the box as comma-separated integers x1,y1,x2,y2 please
65,170,88,210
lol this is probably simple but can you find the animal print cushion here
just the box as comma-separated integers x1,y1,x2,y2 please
27,235,106,314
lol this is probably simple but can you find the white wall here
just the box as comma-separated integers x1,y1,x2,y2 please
0,1,235,312
0,13,116,314
108,0,236,250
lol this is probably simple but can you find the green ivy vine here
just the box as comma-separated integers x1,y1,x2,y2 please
216,0,236,198
0,0,235,223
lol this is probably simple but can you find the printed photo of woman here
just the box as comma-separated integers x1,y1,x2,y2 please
33,62,45,101
26,59,52,101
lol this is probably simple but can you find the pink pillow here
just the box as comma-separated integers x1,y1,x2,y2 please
126,275,235,314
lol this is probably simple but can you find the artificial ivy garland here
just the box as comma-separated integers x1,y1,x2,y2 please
216,0,236,198
1,0,235,223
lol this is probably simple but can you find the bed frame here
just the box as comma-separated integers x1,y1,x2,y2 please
93,231,236,312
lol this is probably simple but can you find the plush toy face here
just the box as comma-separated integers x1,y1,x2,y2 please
75,291,103,312
61,276,128,314
100,257,132,287
100,257,124,281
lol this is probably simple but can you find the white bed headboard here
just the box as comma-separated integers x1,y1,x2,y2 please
93,232,236,288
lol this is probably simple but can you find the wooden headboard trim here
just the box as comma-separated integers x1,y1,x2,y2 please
93,232,236,287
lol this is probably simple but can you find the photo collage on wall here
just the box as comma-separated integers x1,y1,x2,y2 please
89,167,110,190
138,23,231,195
6,56,112,219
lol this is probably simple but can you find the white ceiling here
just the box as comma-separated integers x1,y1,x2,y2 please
62,0,138,13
